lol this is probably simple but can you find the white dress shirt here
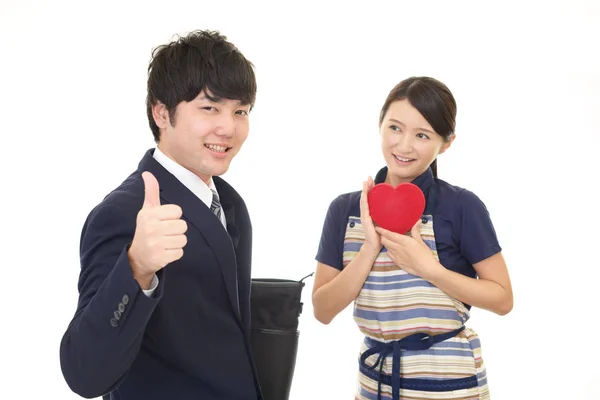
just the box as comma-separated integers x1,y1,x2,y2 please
142,147,226,297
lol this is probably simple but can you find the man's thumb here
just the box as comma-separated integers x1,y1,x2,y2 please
142,171,160,208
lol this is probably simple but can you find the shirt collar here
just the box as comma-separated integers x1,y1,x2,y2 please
374,166,434,194
152,147,217,209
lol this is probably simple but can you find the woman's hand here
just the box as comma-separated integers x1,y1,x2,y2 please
360,177,382,253
375,221,443,280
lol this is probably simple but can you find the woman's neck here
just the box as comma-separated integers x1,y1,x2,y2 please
385,174,416,187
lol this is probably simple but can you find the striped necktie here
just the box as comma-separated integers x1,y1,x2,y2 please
210,189,222,221
211,188,238,310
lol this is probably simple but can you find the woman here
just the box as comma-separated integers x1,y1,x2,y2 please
312,77,513,400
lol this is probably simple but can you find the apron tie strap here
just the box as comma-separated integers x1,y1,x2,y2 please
359,326,465,400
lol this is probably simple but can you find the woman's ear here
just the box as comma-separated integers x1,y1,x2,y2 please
439,133,456,155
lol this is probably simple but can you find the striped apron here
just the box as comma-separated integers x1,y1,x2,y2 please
344,183,490,400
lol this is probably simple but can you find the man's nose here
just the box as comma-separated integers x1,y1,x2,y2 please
215,113,235,137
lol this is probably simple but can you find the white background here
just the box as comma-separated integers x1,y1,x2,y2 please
1,0,599,399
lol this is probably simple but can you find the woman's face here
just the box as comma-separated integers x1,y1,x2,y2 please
380,99,454,186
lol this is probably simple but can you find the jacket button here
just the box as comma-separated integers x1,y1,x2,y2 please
122,294,129,305
118,303,125,313
114,310,122,320
110,318,118,328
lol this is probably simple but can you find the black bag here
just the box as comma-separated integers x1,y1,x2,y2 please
101,273,312,400
250,273,313,400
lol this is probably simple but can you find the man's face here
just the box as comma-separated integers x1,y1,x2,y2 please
153,90,251,183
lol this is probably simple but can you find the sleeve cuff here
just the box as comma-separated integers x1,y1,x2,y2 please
142,275,159,297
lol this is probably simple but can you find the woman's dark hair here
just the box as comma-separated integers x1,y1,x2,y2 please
146,30,257,142
379,77,456,177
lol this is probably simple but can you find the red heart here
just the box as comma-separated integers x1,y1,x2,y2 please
367,183,426,234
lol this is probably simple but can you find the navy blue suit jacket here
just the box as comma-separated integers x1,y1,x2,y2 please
60,150,262,400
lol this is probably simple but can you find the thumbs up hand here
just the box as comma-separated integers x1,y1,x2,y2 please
128,171,188,289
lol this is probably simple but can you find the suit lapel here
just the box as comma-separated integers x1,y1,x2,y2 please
138,151,241,323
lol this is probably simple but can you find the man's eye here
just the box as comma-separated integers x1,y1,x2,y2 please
236,110,249,116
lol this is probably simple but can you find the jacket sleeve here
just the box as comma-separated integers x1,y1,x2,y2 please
59,198,164,398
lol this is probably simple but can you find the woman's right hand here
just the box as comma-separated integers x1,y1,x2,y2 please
360,176,382,253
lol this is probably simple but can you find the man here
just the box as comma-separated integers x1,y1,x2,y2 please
60,30,262,400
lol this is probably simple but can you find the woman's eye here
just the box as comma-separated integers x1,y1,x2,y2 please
236,110,249,116
202,106,217,111
417,133,430,139
390,125,401,132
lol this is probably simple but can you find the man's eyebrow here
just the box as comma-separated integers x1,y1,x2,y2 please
199,95,248,107
198,94,223,103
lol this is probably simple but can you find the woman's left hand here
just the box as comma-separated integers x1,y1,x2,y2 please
375,221,444,281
